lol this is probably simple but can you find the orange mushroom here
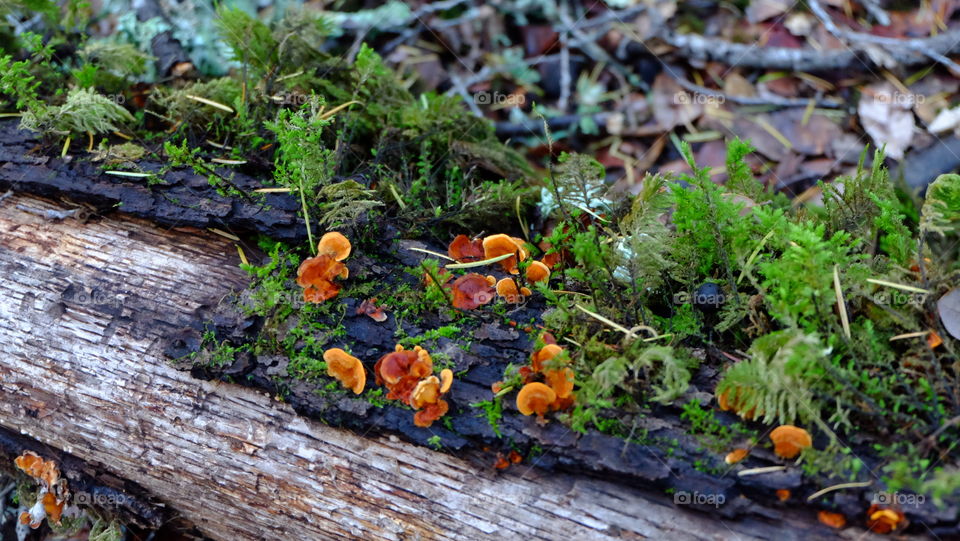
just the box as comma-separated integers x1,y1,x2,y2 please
41,492,62,525
716,387,756,420
526,260,551,283
14,452,65,527
769,425,812,459
357,298,387,322
411,376,441,409
866,504,905,533
482,234,527,273
516,382,557,419
374,345,433,402
775,489,791,502
297,254,347,303
448,234,484,262
410,374,451,428
496,277,522,303
15,451,59,490
317,231,351,261
725,448,749,465
541,250,562,269
323,348,366,394
544,366,574,399
818,510,846,529
439,368,453,393
531,344,564,372
451,273,495,310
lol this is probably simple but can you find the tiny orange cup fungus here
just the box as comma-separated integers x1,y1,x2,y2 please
323,348,366,394
410,372,453,428
866,504,906,533
516,382,557,419
724,448,750,465
15,451,60,490
375,344,435,403
15,451,65,528
448,234,484,262
439,368,454,393
818,510,846,529
297,254,347,303
496,277,523,303
411,375,441,408
526,260,551,283
769,425,812,459
541,250,562,269
317,231,351,261
357,298,387,322
450,273,496,310
531,343,564,372
716,387,756,420
482,234,527,273
544,366,575,399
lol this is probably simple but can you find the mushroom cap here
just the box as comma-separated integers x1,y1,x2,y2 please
516,382,557,417
482,234,527,273
544,367,575,398
41,492,63,525
541,250,562,269
323,348,366,394
817,510,846,529
451,273,495,310
495,277,520,302
448,234,484,262
866,505,905,534
531,343,564,372
439,368,453,393
358,298,387,322
769,425,812,459
297,254,346,303
526,260,551,283
374,349,417,385
15,451,59,489
409,346,434,379
519,286,532,297
413,399,449,428
411,375,441,408
724,448,749,465
317,232,351,261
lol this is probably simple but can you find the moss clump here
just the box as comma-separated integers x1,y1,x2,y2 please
520,139,959,501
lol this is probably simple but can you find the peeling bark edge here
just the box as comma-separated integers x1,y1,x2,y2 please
0,121,305,242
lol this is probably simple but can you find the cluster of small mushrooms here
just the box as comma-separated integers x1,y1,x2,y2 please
322,345,454,428
443,233,557,309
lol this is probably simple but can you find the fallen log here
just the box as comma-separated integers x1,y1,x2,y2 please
0,191,853,540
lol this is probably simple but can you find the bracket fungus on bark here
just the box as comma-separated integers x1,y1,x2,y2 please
448,234,484,262
769,425,812,459
374,344,453,428
323,348,366,394
15,451,67,529
482,234,528,274
450,273,495,310
516,382,557,421
317,231,351,261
